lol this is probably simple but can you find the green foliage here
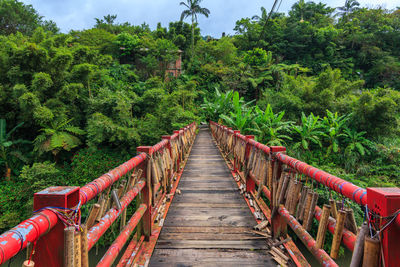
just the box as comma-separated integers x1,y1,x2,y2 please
0,0,42,35
0,0,399,252
34,118,85,156
19,161,61,192
201,88,235,121
180,0,210,57
114,32,140,57
342,128,373,170
243,48,272,67
220,91,255,133
350,88,400,138
67,148,129,186
0,119,30,178
322,110,348,156
252,105,292,146
31,72,53,98
292,112,325,151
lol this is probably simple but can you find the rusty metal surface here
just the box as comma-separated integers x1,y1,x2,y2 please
149,128,277,267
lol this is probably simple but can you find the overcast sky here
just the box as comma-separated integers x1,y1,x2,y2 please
21,0,398,37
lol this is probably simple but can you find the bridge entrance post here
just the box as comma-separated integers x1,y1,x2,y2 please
367,188,400,267
33,186,80,266
136,146,153,241
245,135,255,193
233,131,240,173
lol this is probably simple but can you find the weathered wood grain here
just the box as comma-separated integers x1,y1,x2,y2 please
149,128,277,267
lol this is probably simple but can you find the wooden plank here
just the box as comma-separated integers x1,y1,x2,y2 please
155,240,267,249
170,203,244,208
167,208,254,218
150,249,276,266
149,128,279,267
173,189,238,194
158,233,270,240
172,195,245,204
163,217,255,227
161,226,251,233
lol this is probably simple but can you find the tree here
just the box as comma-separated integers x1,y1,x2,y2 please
179,0,210,58
0,0,43,35
0,119,29,180
336,0,360,18
33,118,85,158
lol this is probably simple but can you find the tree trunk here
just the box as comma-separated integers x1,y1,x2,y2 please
191,15,195,59
5,167,11,181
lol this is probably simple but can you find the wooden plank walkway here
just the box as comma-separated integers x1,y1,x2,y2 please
149,127,275,266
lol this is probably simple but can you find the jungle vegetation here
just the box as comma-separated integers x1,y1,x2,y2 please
0,0,399,255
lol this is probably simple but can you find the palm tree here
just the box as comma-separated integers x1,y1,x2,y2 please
34,118,85,158
337,0,360,18
252,7,268,23
298,0,306,22
0,119,30,180
180,0,210,58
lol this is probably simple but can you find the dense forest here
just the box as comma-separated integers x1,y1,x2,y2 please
0,0,399,255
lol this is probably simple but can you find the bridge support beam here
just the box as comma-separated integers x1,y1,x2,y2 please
33,186,80,267
136,146,153,241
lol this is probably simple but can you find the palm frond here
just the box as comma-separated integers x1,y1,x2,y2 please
64,126,85,135
6,122,24,140
180,10,192,21
0,119,5,143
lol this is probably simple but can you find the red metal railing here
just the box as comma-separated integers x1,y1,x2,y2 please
0,122,197,266
210,121,400,267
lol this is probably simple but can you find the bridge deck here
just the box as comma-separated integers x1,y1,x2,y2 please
149,127,275,266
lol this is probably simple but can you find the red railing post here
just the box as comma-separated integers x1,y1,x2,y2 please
33,186,80,267
136,146,153,241
367,188,400,267
233,130,240,172
173,130,181,168
245,135,255,193
270,146,287,239
162,135,173,192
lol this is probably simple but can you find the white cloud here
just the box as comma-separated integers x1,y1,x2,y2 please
21,0,398,37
